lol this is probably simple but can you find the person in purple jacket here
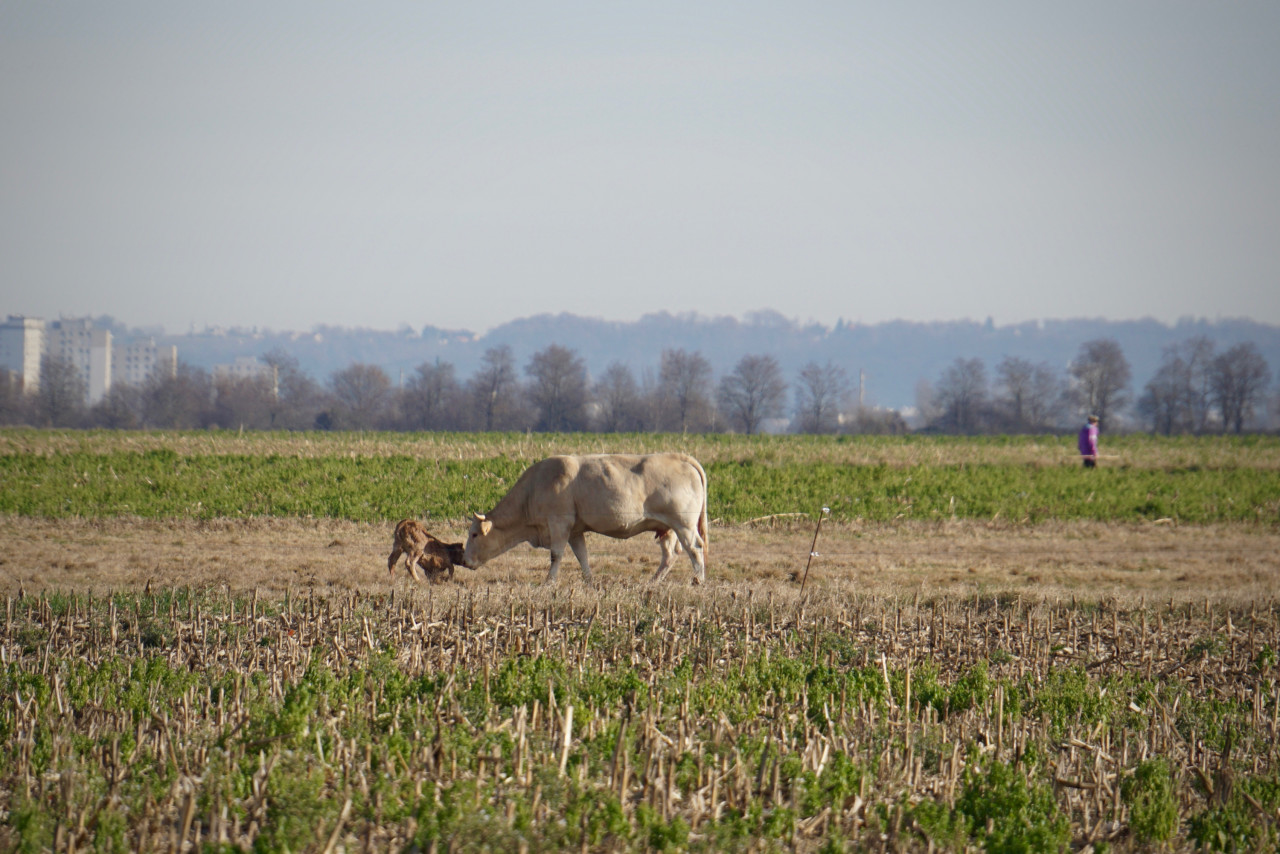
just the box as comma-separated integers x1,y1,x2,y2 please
1078,415,1100,468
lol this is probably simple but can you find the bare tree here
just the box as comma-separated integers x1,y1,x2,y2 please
1173,336,1216,433
993,356,1062,432
930,357,989,434
468,346,522,431
1138,360,1185,435
211,374,277,430
718,354,787,435
142,363,212,429
261,348,323,430
1069,338,1131,422
658,349,714,432
525,344,588,432
1139,337,1216,434
0,370,26,425
34,355,87,427
326,363,392,430
592,362,641,433
633,367,664,432
0,376,18,425
793,361,850,434
88,383,144,429
401,361,463,431
1210,342,1272,433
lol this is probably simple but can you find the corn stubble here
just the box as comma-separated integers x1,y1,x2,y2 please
2,582,1277,852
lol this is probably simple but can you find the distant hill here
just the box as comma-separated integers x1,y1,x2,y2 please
147,312,1279,413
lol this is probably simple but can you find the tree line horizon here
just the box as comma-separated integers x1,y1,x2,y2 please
3,335,1273,436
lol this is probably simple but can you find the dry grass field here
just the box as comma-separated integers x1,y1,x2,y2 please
2,515,1277,606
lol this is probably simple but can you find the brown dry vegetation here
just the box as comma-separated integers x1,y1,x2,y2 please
3,515,1277,606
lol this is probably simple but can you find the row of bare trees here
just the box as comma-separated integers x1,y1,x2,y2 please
5,337,1273,434
919,339,1130,434
0,346,905,435
921,337,1275,434
1138,337,1273,434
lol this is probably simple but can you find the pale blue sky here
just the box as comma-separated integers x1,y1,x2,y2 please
3,2,1278,334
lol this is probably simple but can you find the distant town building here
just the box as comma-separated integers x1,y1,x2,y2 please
213,356,273,383
0,315,179,404
0,315,45,392
46,318,113,405
113,336,177,386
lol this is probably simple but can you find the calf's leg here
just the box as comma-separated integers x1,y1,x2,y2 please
418,553,448,583
406,547,427,582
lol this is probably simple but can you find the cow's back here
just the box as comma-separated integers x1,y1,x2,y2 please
567,453,704,532
489,452,704,527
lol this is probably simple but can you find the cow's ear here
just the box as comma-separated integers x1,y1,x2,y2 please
480,519,493,536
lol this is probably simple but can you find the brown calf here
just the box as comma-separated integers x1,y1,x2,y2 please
388,519,465,583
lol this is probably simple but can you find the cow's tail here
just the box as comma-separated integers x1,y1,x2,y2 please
692,456,709,562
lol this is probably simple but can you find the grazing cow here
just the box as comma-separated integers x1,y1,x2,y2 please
388,519,465,583
463,453,708,584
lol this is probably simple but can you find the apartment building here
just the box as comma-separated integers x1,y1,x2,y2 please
113,336,177,386
45,319,113,404
0,315,45,391
1,315,179,404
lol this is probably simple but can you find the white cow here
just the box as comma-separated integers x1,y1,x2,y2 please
463,453,708,584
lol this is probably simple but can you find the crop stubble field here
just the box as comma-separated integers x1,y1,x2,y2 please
1,430,1279,852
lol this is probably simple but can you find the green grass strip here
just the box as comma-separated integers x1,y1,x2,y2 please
2,449,1277,524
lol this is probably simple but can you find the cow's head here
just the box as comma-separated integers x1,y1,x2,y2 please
462,512,495,568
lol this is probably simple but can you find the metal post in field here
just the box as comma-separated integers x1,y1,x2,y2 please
799,506,830,597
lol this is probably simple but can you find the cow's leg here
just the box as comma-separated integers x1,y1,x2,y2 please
672,525,707,585
388,547,403,580
545,545,565,583
544,521,576,584
568,533,593,584
651,530,680,582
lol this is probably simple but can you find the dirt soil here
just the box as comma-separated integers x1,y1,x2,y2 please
3,515,1277,606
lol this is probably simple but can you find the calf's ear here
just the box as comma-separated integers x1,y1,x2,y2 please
480,519,493,536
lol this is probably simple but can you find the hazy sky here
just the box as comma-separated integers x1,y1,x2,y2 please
3,2,1279,335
